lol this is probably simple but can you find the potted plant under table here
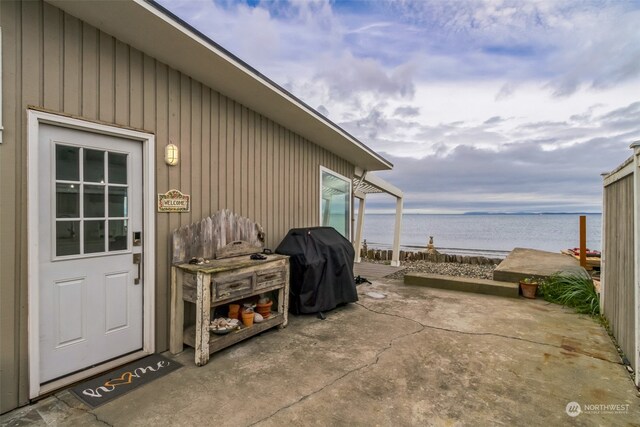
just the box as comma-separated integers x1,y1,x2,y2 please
519,277,540,299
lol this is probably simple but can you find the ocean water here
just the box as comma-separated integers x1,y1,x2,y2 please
360,214,602,258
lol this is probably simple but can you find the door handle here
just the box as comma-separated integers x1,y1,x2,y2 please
133,253,142,285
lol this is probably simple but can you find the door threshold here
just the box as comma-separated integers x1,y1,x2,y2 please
36,350,151,398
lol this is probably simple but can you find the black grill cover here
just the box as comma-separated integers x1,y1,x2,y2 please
276,227,357,314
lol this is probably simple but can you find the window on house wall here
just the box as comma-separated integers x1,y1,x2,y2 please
320,167,351,239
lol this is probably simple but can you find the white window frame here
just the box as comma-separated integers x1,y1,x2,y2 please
319,166,352,239
51,143,133,260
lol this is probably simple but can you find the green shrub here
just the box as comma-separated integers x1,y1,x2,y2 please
540,272,599,316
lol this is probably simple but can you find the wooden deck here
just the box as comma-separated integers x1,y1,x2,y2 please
353,262,405,280
560,250,601,271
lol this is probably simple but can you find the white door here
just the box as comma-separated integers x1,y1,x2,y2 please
38,124,144,383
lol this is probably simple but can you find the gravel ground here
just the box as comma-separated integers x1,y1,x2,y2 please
370,259,497,280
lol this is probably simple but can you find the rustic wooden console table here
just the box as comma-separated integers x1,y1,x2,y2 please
170,254,289,366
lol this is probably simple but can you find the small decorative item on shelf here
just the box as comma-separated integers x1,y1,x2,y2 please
519,277,540,299
256,297,273,319
210,317,240,335
228,303,240,320
254,312,264,323
242,308,255,327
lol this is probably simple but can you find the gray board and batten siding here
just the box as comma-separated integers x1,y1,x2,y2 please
0,0,352,412
602,165,636,378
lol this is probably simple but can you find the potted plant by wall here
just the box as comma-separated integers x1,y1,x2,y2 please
256,296,273,319
519,277,540,299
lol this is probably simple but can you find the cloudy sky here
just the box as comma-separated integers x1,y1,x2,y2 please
158,0,640,213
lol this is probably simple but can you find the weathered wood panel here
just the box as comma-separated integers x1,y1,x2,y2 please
171,210,264,263
190,80,202,222
43,2,62,111
63,14,82,115
17,0,44,409
98,31,115,123
179,72,191,225
1,0,353,411
0,0,21,413
218,95,228,209
201,88,211,216
114,40,130,126
81,24,99,120
154,61,171,351
603,174,635,372
129,48,144,129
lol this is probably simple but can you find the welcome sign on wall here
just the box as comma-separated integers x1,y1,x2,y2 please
158,189,191,213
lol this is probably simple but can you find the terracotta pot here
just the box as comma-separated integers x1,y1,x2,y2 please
520,282,538,299
256,301,273,319
228,304,240,319
242,310,254,327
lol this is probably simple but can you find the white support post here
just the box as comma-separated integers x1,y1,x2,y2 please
352,171,367,246
354,196,366,263
390,197,403,267
322,197,331,226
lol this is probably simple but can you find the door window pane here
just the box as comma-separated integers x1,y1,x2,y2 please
84,220,105,253
108,187,128,217
56,184,79,218
109,220,128,251
321,170,351,238
56,221,80,256
56,145,79,181
108,153,127,184
54,146,134,257
84,149,105,183
84,185,105,217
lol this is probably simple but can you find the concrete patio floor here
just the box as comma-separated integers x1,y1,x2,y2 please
3,279,639,426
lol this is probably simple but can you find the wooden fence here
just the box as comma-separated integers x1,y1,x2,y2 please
360,247,503,265
602,152,639,384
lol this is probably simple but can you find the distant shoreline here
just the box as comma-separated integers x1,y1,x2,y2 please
363,212,603,216
360,212,602,254
462,212,602,216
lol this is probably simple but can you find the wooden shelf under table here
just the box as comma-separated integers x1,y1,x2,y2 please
183,313,284,354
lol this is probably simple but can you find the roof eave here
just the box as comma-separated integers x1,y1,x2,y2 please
45,0,393,172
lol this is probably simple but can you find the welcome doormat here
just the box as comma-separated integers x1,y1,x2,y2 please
70,354,182,408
